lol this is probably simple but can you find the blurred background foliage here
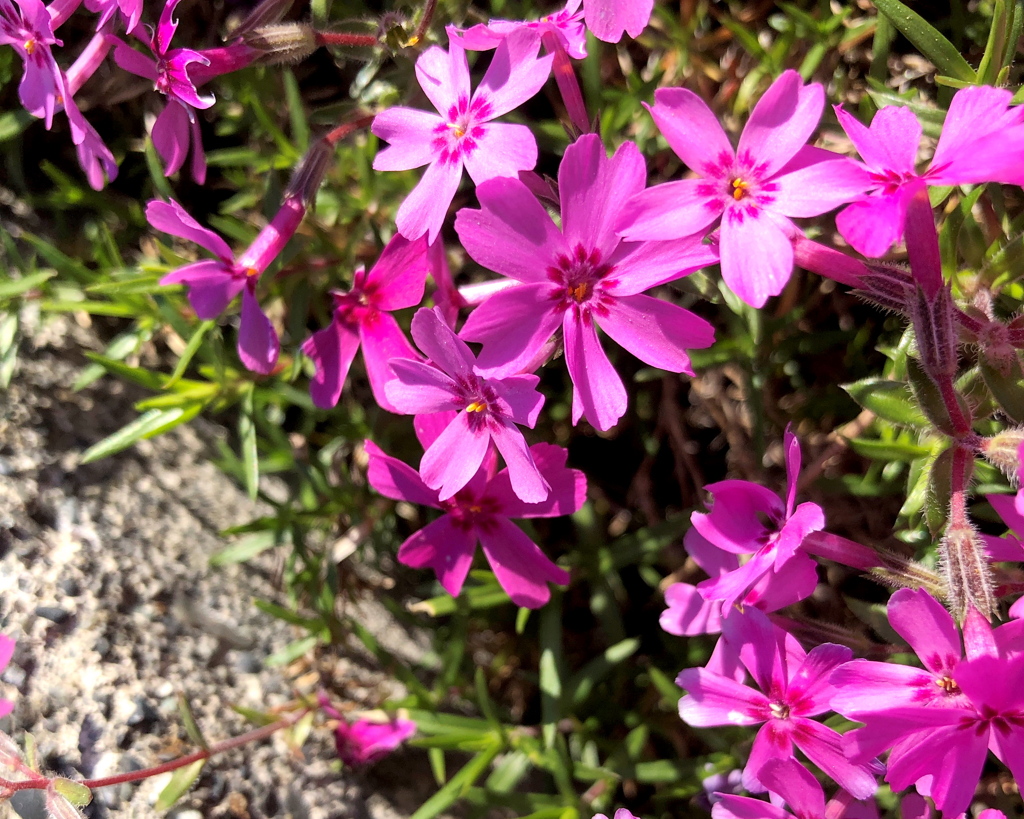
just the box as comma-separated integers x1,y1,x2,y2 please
2,0,1024,815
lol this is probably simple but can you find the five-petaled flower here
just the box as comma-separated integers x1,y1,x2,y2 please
385,307,550,503
371,30,553,243
0,0,65,128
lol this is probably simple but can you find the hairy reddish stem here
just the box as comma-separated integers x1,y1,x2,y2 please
408,0,438,46
315,30,379,47
324,113,376,147
0,712,306,794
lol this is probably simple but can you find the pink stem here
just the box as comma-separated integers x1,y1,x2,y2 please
47,0,83,29
66,33,115,97
542,32,590,135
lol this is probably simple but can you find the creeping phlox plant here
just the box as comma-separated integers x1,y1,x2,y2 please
4,0,1024,817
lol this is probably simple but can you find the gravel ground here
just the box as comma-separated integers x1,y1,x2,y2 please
0,312,435,819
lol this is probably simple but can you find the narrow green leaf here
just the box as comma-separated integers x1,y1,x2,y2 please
230,705,278,726
163,320,213,388
409,743,501,819
873,0,975,81
428,747,446,786
0,270,55,300
177,695,209,750
842,378,930,427
979,358,1024,423
240,387,259,500
977,0,1009,84
80,405,203,463
84,353,167,390
39,300,136,317
265,634,319,667
284,69,309,153
154,760,205,811
538,599,564,748
52,778,92,807
210,531,282,567
20,233,94,282
568,638,639,708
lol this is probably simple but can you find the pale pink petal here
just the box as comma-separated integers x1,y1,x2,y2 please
605,233,719,294
463,122,539,184
560,134,645,257
835,192,910,258
414,43,469,117
719,210,794,308
147,199,233,261
364,440,439,508
413,411,458,450
488,443,587,519
386,359,460,413
302,319,360,409
151,100,191,178
616,178,720,241
691,480,782,554
584,0,653,41
834,104,921,174
359,312,420,413
479,516,569,607
475,29,553,119
598,293,714,376
645,88,733,175
420,410,490,500
488,419,549,503
372,108,446,171
456,177,568,282
685,528,740,578
493,373,545,426
395,158,464,243
459,284,562,375
160,260,244,319
748,554,817,612
932,85,1018,171
237,286,279,374
771,158,871,217
661,582,724,636
564,311,626,430
397,515,477,597
697,550,777,610
366,234,431,310
961,606,998,661
737,71,824,179
772,501,825,567
742,721,794,792
887,588,961,675
676,667,769,727
410,305,475,378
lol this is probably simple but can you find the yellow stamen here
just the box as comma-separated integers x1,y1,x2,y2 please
24,39,35,55
936,675,959,694
731,178,748,201
244,267,260,277
568,283,589,302
448,123,466,138
466,401,486,413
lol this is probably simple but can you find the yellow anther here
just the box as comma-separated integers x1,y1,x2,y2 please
568,283,589,302
731,178,748,201
24,39,35,55
245,267,260,277
448,123,466,138
466,401,486,413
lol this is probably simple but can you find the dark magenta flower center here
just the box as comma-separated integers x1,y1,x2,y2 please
433,94,492,166
547,244,617,321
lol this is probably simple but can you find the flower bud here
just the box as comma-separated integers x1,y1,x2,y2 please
980,430,1024,483
910,283,958,381
285,139,333,207
854,262,915,314
940,518,996,621
242,23,318,65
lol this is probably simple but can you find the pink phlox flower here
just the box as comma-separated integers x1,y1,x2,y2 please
661,528,818,637
901,792,1006,819
303,234,430,412
365,428,583,607
0,634,14,718
427,238,466,328
834,88,1024,257
829,589,1014,717
318,695,416,768
371,30,554,242
114,0,214,182
0,0,65,127
84,0,141,32
843,651,1024,818
690,427,825,611
618,70,871,307
677,607,879,798
713,758,863,819
456,133,718,431
148,196,306,374
594,810,639,819
384,306,550,503
449,2,586,59
583,0,653,43
66,99,118,189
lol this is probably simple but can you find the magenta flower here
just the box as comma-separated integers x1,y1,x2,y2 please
843,653,1024,818
372,31,554,242
303,234,430,412
318,695,416,768
0,0,65,128
690,427,824,611
677,607,878,798
0,634,14,718
660,529,818,637
85,0,141,32
618,70,870,307
148,196,306,374
114,0,215,183
713,759,831,819
594,810,639,819
384,307,549,502
584,0,653,43
67,100,118,190
835,87,1024,257
451,1,587,59
456,133,717,431
366,433,583,607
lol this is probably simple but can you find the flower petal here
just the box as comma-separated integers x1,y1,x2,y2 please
476,29,553,119
147,198,233,261
372,108,446,171
302,318,361,409
737,71,824,180
459,283,562,375
420,410,490,500
487,443,587,519
598,293,714,376
835,191,910,259
415,43,469,117
771,157,871,218
479,516,568,607
462,122,539,184
488,418,549,503
834,104,921,175
359,311,420,413
366,234,431,311
887,588,961,675
564,310,627,430
151,100,191,178
719,209,794,308
676,667,768,727
386,358,460,414
410,306,476,379
617,178,721,241
364,440,439,507
646,88,733,175
395,158,464,244
160,259,243,319
397,514,477,598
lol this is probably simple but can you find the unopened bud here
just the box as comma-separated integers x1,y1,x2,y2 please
980,431,1024,483
910,283,958,381
940,519,996,621
854,262,915,314
976,317,1017,375
229,0,295,40
285,140,333,207
242,23,318,65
